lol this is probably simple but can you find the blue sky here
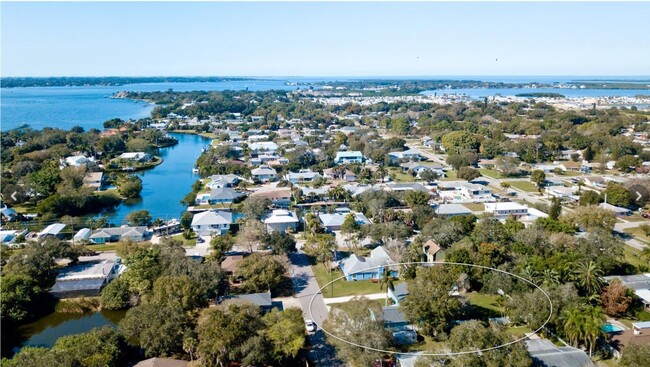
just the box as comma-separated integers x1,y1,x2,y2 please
2,2,649,77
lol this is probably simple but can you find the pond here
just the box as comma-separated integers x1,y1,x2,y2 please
16,310,126,350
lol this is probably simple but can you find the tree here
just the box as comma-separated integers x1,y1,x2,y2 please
441,131,479,154
303,233,337,268
28,164,61,197
151,275,205,312
495,156,521,177
100,277,132,310
615,155,640,173
573,260,604,296
401,265,461,336
328,185,350,202
50,326,128,367
530,170,546,192
603,182,633,207
117,175,143,199
446,153,470,171
566,205,616,231
0,274,43,326
235,219,266,253
240,196,271,219
180,211,194,235
125,209,152,226
235,253,287,293
120,303,192,357
500,182,511,189
561,305,605,357
262,308,306,361
323,297,390,367
579,190,601,206
261,231,297,255
419,169,440,183
549,197,562,220
446,321,533,367
378,269,395,306
457,166,481,181
600,279,632,317
404,190,430,207
197,303,263,367
619,344,650,367
210,233,234,260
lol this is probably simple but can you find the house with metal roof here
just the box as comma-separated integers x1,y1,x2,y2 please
251,165,277,182
338,246,396,281
385,182,430,193
284,169,321,184
38,223,66,239
73,228,91,243
205,174,243,189
318,209,371,232
400,162,445,179
525,339,595,367
191,211,233,236
388,148,424,163
598,202,632,217
195,187,246,205
219,292,274,312
434,203,473,217
50,259,122,298
89,226,148,243
334,151,365,164
249,141,279,154
263,209,299,233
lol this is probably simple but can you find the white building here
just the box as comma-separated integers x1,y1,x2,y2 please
251,165,277,182
191,211,233,236
484,202,529,219
263,209,299,233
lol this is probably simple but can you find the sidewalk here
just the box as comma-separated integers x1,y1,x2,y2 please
322,292,388,304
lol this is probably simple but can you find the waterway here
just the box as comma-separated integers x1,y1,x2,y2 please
101,132,210,224
16,310,126,349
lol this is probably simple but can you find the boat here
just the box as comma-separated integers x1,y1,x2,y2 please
192,167,200,174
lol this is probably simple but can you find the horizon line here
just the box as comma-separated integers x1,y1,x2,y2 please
3,74,650,79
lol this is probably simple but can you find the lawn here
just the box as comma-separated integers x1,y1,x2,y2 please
170,233,198,247
86,244,120,252
478,168,503,179
622,227,650,244
462,203,485,212
440,169,457,181
504,180,539,193
388,167,416,183
312,263,400,298
622,246,648,270
624,213,650,223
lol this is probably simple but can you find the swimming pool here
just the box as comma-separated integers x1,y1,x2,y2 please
602,323,624,333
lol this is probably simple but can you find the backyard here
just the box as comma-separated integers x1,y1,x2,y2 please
312,263,399,298
503,180,540,193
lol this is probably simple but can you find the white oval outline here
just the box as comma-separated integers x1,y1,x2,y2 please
309,261,553,357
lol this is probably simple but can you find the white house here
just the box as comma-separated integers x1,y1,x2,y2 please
263,209,299,233
400,162,445,179
598,202,632,217
191,211,233,236
484,202,529,219
334,151,365,164
118,152,152,162
388,149,424,163
63,155,93,167
437,181,494,203
318,208,371,232
38,223,66,239
284,169,321,184
249,141,279,154
251,165,277,182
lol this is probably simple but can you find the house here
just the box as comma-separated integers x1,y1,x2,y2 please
1,207,18,221
190,211,232,236
604,273,650,310
386,183,430,193
388,148,424,163
196,187,246,205
421,136,433,148
205,174,242,189
400,162,445,179
609,327,650,360
560,149,583,161
134,358,188,367
546,186,579,201
525,339,595,367
219,292,274,312
583,176,606,188
263,209,299,233
423,240,441,262
73,228,91,242
118,152,152,162
83,172,105,191
373,305,417,345
558,161,582,172
38,223,66,239
221,254,244,275
343,170,357,182
437,181,494,203
484,202,529,219
251,165,277,182
152,219,182,236
284,169,321,184
249,141,279,154
478,159,497,169
434,203,472,217
318,209,371,232
50,259,122,298
339,246,396,281
90,226,148,243
250,188,292,207
598,202,632,217
388,282,409,305
334,151,365,164
533,163,560,173
63,155,93,167
0,229,27,244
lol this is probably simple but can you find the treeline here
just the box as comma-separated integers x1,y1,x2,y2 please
1,76,253,88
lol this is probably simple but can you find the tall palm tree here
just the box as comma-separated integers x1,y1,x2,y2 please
539,268,560,287
379,268,395,306
583,306,605,357
562,307,584,347
574,260,604,296
328,186,349,203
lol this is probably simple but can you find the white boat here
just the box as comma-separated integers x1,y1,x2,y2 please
192,167,199,174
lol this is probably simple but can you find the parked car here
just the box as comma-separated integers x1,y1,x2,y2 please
305,320,316,332
197,237,205,244
642,213,650,219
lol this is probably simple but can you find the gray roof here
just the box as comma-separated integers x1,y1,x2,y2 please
39,223,66,236
191,211,233,226
50,278,106,295
319,212,370,228
391,282,409,301
221,292,272,307
209,187,246,201
604,273,650,290
286,169,321,180
525,339,595,367
382,305,408,324
251,166,277,175
386,183,430,192
339,246,394,276
90,226,147,239
435,204,472,216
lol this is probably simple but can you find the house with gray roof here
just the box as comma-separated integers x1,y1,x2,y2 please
50,259,122,298
434,203,473,217
38,223,66,239
219,292,274,312
90,226,148,243
388,148,424,163
400,162,445,179
318,209,371,232
191,211,232,236
525,339,594,367
196,187,246,205
338,246,396,281
205,174,242,189
388,282,409,305
251,165,277,182
284,169,321,184
604,273,650,310
385,182,430,193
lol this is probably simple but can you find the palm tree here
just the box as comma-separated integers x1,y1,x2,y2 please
574,260,604,296
562,307,584,347
520,265,538,282
539,268,560,287
328,185,349,203
583,306,605,357
379,268,395,306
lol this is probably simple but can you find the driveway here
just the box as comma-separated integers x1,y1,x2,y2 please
289,252,344,367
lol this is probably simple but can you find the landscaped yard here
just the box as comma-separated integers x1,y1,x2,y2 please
622,227,650,244
170,233,198,247
440,169,457,181
388,167,416,183
504,180,540,193
478,168,502,179
312,263,400,298
622,246,649,269
86,243,120,252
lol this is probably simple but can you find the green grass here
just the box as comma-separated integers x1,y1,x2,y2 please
478,168,503,179
622,227,650,244
388,167,416,183
86,244,120,252
408,335,447,352
170,233,197,247
464,292,504,318
555,170,584,177
462,203,485,212
619,310,650,329
440,170,457,181
622,246,649,270
312,263,400,298
504,180,539,193
624,213,650,223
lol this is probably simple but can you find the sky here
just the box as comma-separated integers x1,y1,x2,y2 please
1,1,649,77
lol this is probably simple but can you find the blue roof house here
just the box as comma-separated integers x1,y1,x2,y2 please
338,246,397,281
335,151,365,164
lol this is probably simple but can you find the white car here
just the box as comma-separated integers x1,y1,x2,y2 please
305,320,316,332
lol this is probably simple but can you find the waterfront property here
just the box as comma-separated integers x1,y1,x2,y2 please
38,223,66,239
318,208,371,232
250,188,292,207
50,259,122,298
83,172,105,191
338,246,396,281
195,187,246,205
117,152,152,162
90,226,148,243
191,210,233,236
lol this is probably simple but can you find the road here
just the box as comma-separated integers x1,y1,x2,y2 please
289,252,344,367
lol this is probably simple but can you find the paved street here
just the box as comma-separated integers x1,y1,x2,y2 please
289,252,344,367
